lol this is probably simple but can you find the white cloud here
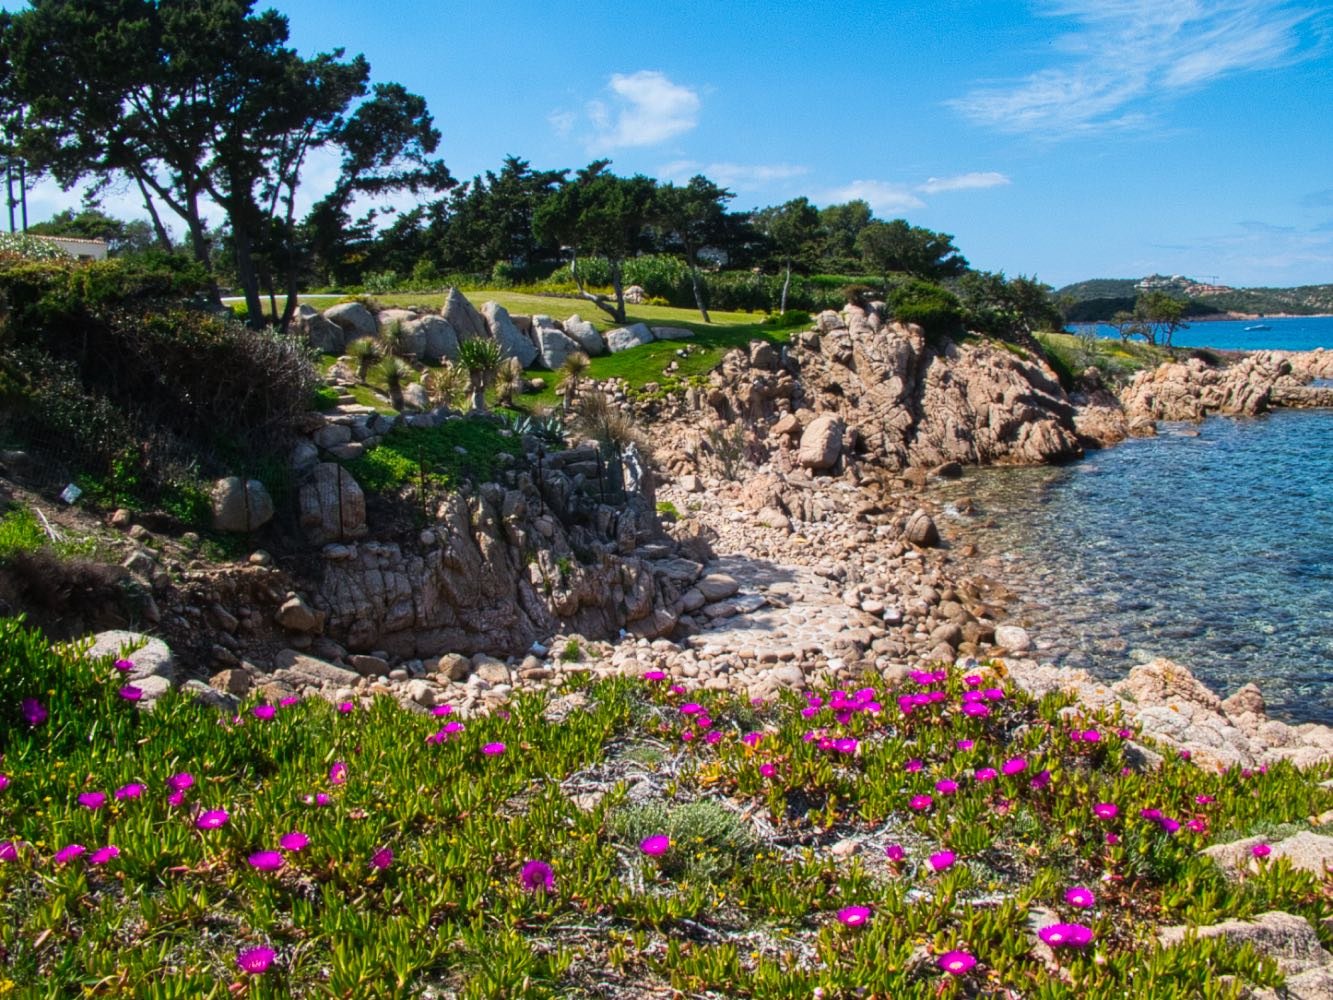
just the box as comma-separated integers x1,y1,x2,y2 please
547,110,577,138
824,180,925,215
917,171,1011,194
585,70,700,152
949,0,1319,136
657,159,809,190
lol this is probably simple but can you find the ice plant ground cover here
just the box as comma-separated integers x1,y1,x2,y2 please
1,618,1331,998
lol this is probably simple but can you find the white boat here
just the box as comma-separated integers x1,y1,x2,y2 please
1244,323,1272,331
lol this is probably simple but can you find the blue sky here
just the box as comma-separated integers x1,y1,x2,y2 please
9,0,1333,288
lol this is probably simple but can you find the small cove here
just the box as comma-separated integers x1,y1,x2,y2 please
942,408,1333,725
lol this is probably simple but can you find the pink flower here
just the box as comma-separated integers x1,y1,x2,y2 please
1105,833,1120,845
643,670,666,682
909,794,933,811
928,851,956,872
1252,843,1272,859
21,698,46,726
904,759,924,773
1093,802,1118,820
742,732,764,747
1001,758,1027,776
252,704,276,721
279,696,299,707
237,947,275,975
431,704,453,716
89,845,120,865
78,791,106,810
338,701,355,714
304,792,331,807
113,658,135,673
329,761,348,785
981,688,1005,701
938,950,976,976
167,772,194,793
54,843,86,865
759,763,777,778
680,703,704,715
963,674,983,687
640,835,670,856
1030,769,1052,789
115,783,144,800
279,831,309,852
955,739,974,751
0,773,8,791
680,729,695,743
885,844,905,862
370,847,393,870
935,779,958,796
962,702,990,718
1039,923,1094,948
1195,794,1215,805
836,905,871,927
118,685,143,702
0,841,19,861
704,731,722,745
195,809,229,830
247,851,284,872
482,742,506,756
520,859,555,893
974,767,998,782
833,738,858,754
167,791,185,807
1064,886,1096,908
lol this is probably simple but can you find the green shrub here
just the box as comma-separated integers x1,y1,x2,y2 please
0,232,70,260
344,417,522,494
889,279,963,342
0,505,48,560
312,385,342,411
363,270,399,295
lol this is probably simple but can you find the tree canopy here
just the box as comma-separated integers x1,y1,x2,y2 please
855,218,969,283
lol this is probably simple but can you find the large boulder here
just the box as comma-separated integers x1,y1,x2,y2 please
376,307,417,333
623,285,647,304
904,509,940,548
86,631,176,708
798,413,844,470
210,477,275,533
606,323,655,353
324,302,377,341
562,314,606,356
294,304,346,354
402,315,460,362
481,301,540,367
442,287,489,341
298,463,367,544
533,317,582,371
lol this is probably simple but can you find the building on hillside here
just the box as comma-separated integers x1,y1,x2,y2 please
30,235,108,260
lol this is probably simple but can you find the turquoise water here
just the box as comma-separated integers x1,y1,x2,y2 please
946,409,1333,725
1079,314,1333,352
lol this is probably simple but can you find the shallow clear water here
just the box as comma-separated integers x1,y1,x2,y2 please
943,410,1333,724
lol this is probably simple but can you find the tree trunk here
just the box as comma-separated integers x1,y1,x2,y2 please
780,259,792,314
571,252,621,322
232,224,265,330
133,175,174,252
609,259,627,324
470,373,487,412
688,255,710,323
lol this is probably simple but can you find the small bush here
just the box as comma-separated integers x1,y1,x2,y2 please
889,279,963,342
0,505,47,560
344,417,522,495
312,385,341,411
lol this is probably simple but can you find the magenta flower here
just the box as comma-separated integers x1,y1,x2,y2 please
963,673,982,687
885,844,905,862
431,704,453,716
1083,729,1101,743
167,772,194,793
640,834,670,857
1187,819,1207,833
742,732,763,747
1092,802,1118,820
482,742,506,756
54,843,86,865
167,790,185,807
1106,833,1121,845
1195,794,1215,805
759,763,777,778
118,685,143,702
247,851,284,872
113,658,135,673
89,845,120,865
680,729,695,743
928,851,956,872
252,704,276,721
78,791,107,810
1001,757,1026,776
237,947,276,975
520,859,555,893
935,779,958,795
369,847,393,870
904,759,924,773
836,905,871,927
962,702,990,718
279,831,309,852
279,696,299,707
1064,886,1096,908
20,698,47,726
0,841,18,862
1252,843,1272,858
974,767,998,782
938,950,977,976
0,773,8,791
909,794,933,811
329,761,348,785
304,792,332,807
115,783,144,800
643,670,666,682
1039,923,1094,948
955,739,975,751
680,703,704,715
704,731,722,745
833,737,858,754
195,809,229,830
1030,769,1052,790
981,688,1005,701
338,701,355,714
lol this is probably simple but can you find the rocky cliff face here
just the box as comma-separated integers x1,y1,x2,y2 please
1121,348,1333,425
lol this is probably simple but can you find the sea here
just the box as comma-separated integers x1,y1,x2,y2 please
942,315,1333,725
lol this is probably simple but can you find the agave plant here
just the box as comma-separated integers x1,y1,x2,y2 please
379,320,406,358
457,338,504,412
557,350,590,415
423,362,469,411
346,337,381,383
376,356,413,412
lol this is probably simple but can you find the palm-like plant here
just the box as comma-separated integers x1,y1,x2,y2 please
457,338,504,412
377,356,413,412
379,320,406,358
423,362,469,411
346,337,381,383
495,357,523,409
557,350,590,414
